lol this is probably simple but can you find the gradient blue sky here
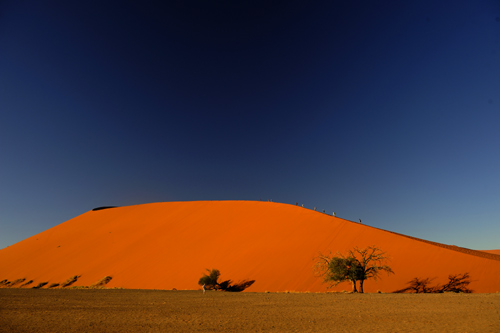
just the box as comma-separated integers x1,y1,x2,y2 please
1,1,499,250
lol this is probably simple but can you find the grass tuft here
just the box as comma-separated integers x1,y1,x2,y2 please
20,280,34,287
90,276,113,288
61,275,80,288
8,278,26,287
33,282,48,289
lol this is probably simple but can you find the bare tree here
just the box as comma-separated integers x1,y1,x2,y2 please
393,277,437,293
347,246,394,293
394,273,472,293
438,273,472,293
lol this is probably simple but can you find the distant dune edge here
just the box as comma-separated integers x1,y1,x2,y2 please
1,201,499,292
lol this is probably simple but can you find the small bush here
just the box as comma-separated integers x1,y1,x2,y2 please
7,278,26,287
33,282,48,289
20,280,34,287
198,268,255,292
198,269,221,290
394,273,472,293
91,276,113,288
61,275,80,288
48,283,60,288
225,280,255,292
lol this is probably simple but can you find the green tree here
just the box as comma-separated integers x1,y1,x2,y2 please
325,256,363,292
198,268,256,292
316,246,393,293
198,268,221,290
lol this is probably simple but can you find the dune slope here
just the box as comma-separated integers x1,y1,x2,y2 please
1,201,499,292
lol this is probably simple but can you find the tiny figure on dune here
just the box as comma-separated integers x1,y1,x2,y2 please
359,219,362,223
202,283,206,294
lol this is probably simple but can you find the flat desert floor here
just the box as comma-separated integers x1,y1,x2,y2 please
1,289,499,332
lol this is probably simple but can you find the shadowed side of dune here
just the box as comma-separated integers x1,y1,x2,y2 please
1,201,499,292
482,249,500,256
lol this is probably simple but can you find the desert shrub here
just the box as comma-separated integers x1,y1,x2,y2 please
8,278,26,287
0,279,10,287
198,269,221,290
225,280,255,292
438,273,472,293
33,282,48,289
393,277,438,293
198,269,255,292
48,283,60,288
92,206,118,211
61,275,80,288
91,276,113,288
394,273,472,293
20,280,34,287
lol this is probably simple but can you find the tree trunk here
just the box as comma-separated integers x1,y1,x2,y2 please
359,279,364,293
351,279,358,293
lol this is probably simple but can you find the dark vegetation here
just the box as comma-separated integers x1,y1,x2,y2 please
9,278,26,287
0,275,113,289
33,282,48,289
198,269,255,292
91,276,113,288
316,246,394,293
92,206,118,211
394,273,473,293
61,275,80,288
20,280,34,287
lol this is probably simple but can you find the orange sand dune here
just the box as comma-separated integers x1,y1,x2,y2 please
482,249,500,255
1,201,499,292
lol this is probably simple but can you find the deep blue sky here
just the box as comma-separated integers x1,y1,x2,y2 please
1,1,499,250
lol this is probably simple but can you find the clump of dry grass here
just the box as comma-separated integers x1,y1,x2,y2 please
20,280,34,287
90,276,113,288
48,283,60,288
61,275,80,288
8,278,26,287
0,279,10,287
33,282,48,289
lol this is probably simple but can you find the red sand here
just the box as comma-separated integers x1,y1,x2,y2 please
482,249,500,255
1,201,499,292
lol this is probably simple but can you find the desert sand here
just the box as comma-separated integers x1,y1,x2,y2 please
1,201,499,292
482,249,500,255
1,289,500,332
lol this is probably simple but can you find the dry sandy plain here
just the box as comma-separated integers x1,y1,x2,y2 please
1,289,500,332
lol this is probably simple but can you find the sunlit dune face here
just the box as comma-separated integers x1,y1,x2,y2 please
1,201,499,292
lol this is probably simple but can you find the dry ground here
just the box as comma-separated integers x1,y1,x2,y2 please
1,289,499,332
